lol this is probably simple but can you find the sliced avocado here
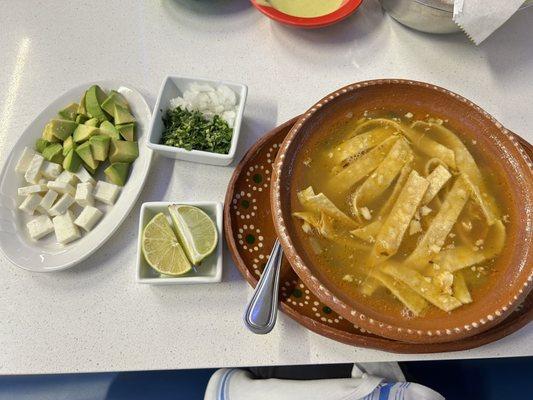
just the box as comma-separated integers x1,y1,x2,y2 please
77,91,87,116
42,123,60,143
63,148,82,172
73,125,99,143
104,162,130,186
116,123,135,141
85,85,108,123
83,162,98,175
99,121,121,140
84,117,99,127
35,138,50,153
101,90,130,115
42,143,64,164
49,119,78,141
62,136,75,156
75,141,98,169
113,104,135,125
75,114,89,124
58,103,79,121
109,140,139,163
89,135,111,161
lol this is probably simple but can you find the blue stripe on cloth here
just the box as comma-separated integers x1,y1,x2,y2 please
378,383,393,400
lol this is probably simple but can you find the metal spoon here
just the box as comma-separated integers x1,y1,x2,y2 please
243,239,283,334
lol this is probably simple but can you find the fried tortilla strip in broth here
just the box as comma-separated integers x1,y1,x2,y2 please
406,175,470,270
350,219,382,243
352,138,413,219
297,186,357,228
412,121,498,224
332,127,394,165
422,164,452,205
368,170,429,267
434,220,506,272
453,271,473,304
378,163,413,217
382,263,462,312
329,136,399,196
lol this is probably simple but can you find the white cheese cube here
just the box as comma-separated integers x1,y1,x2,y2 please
26,215,54,240
56,170,78,186
15,147,36,174
75,182,94,207
24,154,44,184
94,181,120,205
41,161,62,180
74,206,103,232
19,193,42,215
18,184,48,197
52,211,80,244
74,166,96,185
49,193,75,216
47,180,75,195
39,190,59,214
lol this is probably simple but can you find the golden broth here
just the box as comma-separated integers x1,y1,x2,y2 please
257,0,344,18
292,111,510,318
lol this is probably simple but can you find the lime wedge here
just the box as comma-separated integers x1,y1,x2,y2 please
168,205,218,265
142,212,191,276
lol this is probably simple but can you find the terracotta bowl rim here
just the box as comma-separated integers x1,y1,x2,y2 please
270,78,533,343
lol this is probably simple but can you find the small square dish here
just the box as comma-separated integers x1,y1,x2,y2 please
136,201,223,284
147,76,247,166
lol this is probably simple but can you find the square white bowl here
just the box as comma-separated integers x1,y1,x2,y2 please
136,201,223,285
146,75,247,166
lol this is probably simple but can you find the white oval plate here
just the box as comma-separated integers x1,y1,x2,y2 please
0,81,153,272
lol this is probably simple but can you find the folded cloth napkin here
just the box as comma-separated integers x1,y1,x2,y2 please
453,0,526,44
204,363,444,400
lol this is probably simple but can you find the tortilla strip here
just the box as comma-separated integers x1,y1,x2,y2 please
332,127,394,165
370,270,428,315
406,175,470,270
329,136,399,195
435,220,506,273
453,271,472,304
369,170,429,267
382,263,462,312
412,121,498,224
297,187,357,228
352,138,413,218
350,219,382,243
378,163,413,217
422,164,452,205
358,118,456,169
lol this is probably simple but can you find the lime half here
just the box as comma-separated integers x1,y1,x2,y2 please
168,205,218,265
142,212,191,276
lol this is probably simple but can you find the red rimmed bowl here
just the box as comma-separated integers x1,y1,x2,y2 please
250,0,363,29
270,79,533,343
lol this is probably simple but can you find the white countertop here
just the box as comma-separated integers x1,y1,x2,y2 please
0,0,531,375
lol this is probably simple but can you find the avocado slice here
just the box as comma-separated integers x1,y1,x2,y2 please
109,140,139,163
113,104,135,125
99,121,121,140
84,117,99,127
49,119,78,141
63,148,82,172
104,162,130,186
77,91,87,116
62,136,75,156
35,138,50,153
101,90,130,115
85,85,108,123
83,162,98,175
116,123,135,141
73,125,99,143
89,135,111,161
58,103,79,121
42,143,64,164
75,114,89,124
75,141,98,169
42,123,60,143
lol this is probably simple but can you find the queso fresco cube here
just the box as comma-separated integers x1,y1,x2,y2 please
94,181,120,205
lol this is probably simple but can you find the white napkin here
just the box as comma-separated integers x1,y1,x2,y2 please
453,0,526,44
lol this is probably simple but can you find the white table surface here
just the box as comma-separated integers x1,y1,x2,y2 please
0,0,531,375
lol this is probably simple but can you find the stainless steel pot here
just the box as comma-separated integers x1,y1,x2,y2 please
380,0,531,34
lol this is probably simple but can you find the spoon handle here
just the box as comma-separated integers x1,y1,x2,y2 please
243,239,283,334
